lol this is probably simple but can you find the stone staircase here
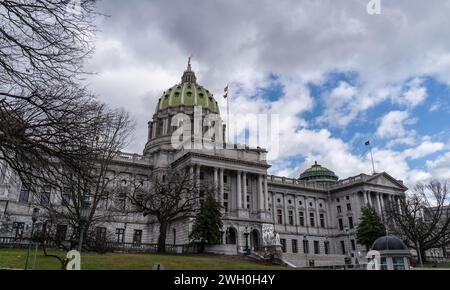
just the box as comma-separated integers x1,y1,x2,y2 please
281,253,348,268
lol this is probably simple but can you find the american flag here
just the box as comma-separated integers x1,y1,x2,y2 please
223,85,228,98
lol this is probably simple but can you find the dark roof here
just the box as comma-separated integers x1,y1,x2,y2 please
371,236,408,251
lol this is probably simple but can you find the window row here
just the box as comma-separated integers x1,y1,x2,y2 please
276,210,326,228
279,238,331,255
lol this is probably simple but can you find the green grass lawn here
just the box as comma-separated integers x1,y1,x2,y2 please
0,248,288,270
420,262,450,269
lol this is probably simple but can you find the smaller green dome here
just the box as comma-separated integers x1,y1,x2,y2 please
299,161,338,184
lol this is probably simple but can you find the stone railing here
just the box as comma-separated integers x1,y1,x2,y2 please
113,152,150,165
267,175,329,190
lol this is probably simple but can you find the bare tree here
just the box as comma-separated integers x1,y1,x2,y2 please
0,0,102,188
33,107,134,265
128,169,209,253
385,180,450,263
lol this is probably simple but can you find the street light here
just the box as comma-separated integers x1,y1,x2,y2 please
25,207,39,270
244,227,250,255
78,194,91,253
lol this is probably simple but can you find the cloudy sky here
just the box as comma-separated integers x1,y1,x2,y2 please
85,0,450,188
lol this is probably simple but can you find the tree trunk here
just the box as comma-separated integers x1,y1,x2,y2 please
420,248,427,263
158,222,168,253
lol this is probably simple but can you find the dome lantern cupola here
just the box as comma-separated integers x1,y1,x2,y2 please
181,55,197,84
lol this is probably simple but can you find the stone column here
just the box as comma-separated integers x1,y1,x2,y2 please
315,198,320,229
219,168,224,206
214,167,219,200
367,191,373,207
376,193,382,214
305,197,310,233
242,172,247,210
190,165,194,181
264,176,269,211
236,171,242,209
363,191,368,205
195,164,201,191
258,174,263,212
294,195,299,227
380,194,385,217
283,194,288,226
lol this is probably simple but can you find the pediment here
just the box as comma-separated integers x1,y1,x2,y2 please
365,172,408,190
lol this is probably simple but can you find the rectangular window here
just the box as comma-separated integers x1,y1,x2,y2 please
299,211,305,226
392,257,406,270
277,209,283,224
314,241,320,254
303,240,309,254
320,213,325,228
324,241,330,255
337,205,342,213
309,212,315,227
339,218,344,231
117,193,126,211
224,202,229,212
116,228,125,243
133,230,143,246
292,239,298,253
12,222,25,239
223,192,228,200
40,192,50,205
340,241,346,255
96,227,107,243
62,193,71,206
55,225,68,242
347,203,352,211
280,238,287,253
348,216,354,229
351,239,356,251
224,176,228,184
288,210,294,225
19,189,29,203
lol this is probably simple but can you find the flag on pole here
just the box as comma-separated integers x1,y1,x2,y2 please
365,140,370,146
223,85,228,98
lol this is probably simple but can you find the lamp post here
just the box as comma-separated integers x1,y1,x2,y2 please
244,227,250,255
78,194,91,253
25,207,39,270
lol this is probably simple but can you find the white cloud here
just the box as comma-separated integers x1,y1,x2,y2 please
395,78,428,107
426,152,450,180
376,111,411,139
402,141,445,160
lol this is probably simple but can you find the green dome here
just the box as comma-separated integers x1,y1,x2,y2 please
155,62,220,114
299,161,338,184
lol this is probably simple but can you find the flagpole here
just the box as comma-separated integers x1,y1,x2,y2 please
369,143,376,175
227,85,230,144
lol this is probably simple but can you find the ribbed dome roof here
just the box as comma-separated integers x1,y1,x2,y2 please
154,61,220,114
299,161,338,183
371,236,408,251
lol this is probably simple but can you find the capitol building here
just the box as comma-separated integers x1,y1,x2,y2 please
0,62,408,267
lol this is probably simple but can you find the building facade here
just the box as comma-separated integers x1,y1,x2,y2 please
0,63,408,266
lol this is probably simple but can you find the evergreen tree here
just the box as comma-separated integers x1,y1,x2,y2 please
189,193,223,252
356,206,386,250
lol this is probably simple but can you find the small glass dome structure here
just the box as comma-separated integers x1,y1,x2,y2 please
369,236,411,270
